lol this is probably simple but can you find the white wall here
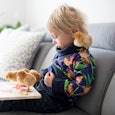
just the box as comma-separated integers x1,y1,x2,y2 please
0,0,26,26
26,0,115,28
0,0,115,28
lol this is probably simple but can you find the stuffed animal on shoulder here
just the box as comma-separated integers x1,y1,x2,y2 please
6,68,42,92
73,31,92,50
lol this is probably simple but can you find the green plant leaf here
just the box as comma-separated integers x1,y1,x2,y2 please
15,21,21,28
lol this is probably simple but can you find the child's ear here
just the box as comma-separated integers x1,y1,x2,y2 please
70,27,77,34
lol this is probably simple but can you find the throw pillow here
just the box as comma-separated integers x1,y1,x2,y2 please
0,29,45,80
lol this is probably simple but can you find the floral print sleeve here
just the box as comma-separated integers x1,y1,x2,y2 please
52,50,96,98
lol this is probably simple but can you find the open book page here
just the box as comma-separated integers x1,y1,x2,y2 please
0,82,41,100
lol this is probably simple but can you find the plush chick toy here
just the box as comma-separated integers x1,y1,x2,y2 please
6,68,42,92
73,32,92,49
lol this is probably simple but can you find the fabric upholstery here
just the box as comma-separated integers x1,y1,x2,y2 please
0,29,45,79
31,43,54,70
101,73,115,115
88,23,115,50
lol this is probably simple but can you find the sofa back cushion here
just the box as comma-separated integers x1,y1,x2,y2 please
88,23,115,51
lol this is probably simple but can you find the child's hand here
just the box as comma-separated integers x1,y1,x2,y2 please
44,72,55,88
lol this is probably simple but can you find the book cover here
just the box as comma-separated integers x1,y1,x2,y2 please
0,82,41,100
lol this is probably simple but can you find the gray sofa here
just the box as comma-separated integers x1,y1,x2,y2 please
0,23,115,115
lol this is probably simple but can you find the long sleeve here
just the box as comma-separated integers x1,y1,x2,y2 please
52,77,65,96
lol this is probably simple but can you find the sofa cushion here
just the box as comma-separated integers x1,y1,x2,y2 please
0,29,45,80
30,27,52,42
76,47,115,115
88,23,115,50
32,43,54,70
102,73,115,115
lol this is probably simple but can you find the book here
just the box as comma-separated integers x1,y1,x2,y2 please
0,82,41,100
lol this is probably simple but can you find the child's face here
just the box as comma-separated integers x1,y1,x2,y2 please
48,29,74,49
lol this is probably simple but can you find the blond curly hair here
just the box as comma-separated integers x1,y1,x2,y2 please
47,4,87,34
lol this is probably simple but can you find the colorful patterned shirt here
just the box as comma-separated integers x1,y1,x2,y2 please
39,44,96,102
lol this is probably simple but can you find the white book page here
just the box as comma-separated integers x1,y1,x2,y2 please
0,82,41,100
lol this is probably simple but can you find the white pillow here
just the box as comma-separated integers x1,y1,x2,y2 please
0,29,45,80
